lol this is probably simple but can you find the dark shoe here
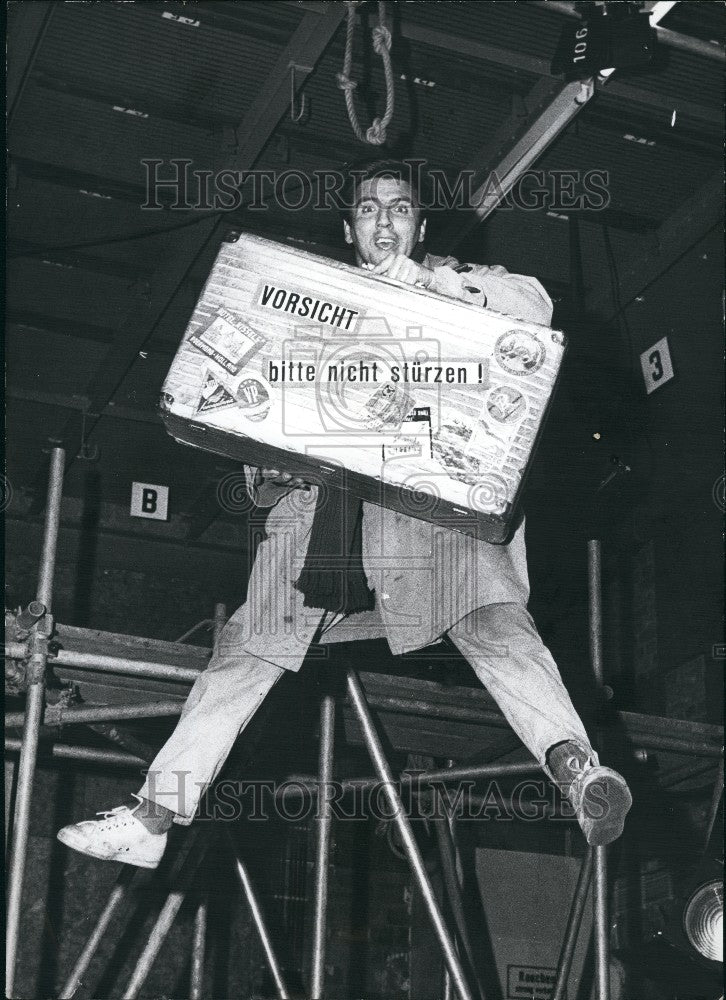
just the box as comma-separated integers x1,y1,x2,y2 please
563,756,632,846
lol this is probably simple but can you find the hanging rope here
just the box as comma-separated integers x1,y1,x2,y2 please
337,0,395,145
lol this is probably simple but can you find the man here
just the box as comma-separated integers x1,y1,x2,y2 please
58,159,631,869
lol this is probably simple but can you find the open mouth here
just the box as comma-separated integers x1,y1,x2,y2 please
374,237,397,251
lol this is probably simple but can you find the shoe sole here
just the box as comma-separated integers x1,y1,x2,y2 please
56,829,161,869
583,779,633,847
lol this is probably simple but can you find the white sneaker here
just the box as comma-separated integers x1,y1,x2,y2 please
57,794,167,869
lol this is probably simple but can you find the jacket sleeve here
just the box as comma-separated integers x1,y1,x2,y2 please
428,259,553,326
243,465,292,509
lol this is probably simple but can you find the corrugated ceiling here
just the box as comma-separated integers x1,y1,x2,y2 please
6,0,724,519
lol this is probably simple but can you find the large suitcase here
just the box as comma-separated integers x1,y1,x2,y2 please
160,232,566,542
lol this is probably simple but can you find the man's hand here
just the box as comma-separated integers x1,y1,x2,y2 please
258,468,309,489
368,254,434,288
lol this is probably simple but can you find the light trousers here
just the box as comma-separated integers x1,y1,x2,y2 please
138,601,594,823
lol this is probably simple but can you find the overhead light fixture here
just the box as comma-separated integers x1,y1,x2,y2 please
683,879,724,963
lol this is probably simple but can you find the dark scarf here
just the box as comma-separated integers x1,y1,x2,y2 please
295,486,375,615
295,247,432,615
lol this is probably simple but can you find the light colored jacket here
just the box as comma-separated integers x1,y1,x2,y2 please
245,255,553,657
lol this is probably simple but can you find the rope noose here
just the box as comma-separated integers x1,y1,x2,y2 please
337,0,395,146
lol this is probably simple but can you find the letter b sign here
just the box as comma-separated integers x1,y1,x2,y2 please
131,482,169,521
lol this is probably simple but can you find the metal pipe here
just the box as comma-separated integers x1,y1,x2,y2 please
626,733,723,757
310,695,335,999
189,602,225,1000
285,756,541,794
366,694,509,727
189,901,208,1000
702,757,724,854
174,618,213,644
593,846,610,1000
6,446,64,999
228,833,291,1000
4,641,27,660
552,848,594,1000
6,647,720,757
364,697,722,756
4,643,204,683
5,736,146,768
587,540,605,688
279,773,569,820
16,601,46,630
51,648,202,683
36,448,65,605
530,0,725,63
59,867,137,999
346,668,475,1000
442,969,454,1000
87,723,153,763
5,699,185,728
587,540,610,1000
122,836,209,999
432,797,483,999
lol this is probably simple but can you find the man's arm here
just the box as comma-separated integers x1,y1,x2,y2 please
370,252,553,326
427,256,554,326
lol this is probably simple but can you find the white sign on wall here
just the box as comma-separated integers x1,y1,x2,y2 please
640,336,674,394
130,482,169,521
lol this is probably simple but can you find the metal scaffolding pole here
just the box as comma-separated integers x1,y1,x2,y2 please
432,793,483,1000
5,699,184,728
310,694,335,999
228,833,291,1000
122,835,210,1000
189,903,208,1000
552,848,594,1000
285,757,540,796
189,601,226,1000
588,540,610,1000
58,867,138,999
346,668,476,1000
6,446,65,999
4,641,203,682
5,737,146,768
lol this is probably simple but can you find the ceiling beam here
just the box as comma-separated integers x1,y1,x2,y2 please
6,387,161,426
585,171,723,323
531,0,724,63
24,3,346,512
280,2,720,124
434,0,721,253
399,20,720,126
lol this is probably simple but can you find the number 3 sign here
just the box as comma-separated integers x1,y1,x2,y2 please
640,336,674,394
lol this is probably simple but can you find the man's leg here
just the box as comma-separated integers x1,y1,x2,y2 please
57,596,326,866
138,645,286,825
448,603,631,845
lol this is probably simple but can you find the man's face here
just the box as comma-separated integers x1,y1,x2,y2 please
344,176,426,266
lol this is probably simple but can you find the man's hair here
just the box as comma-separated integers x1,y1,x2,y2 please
340,158,430,223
